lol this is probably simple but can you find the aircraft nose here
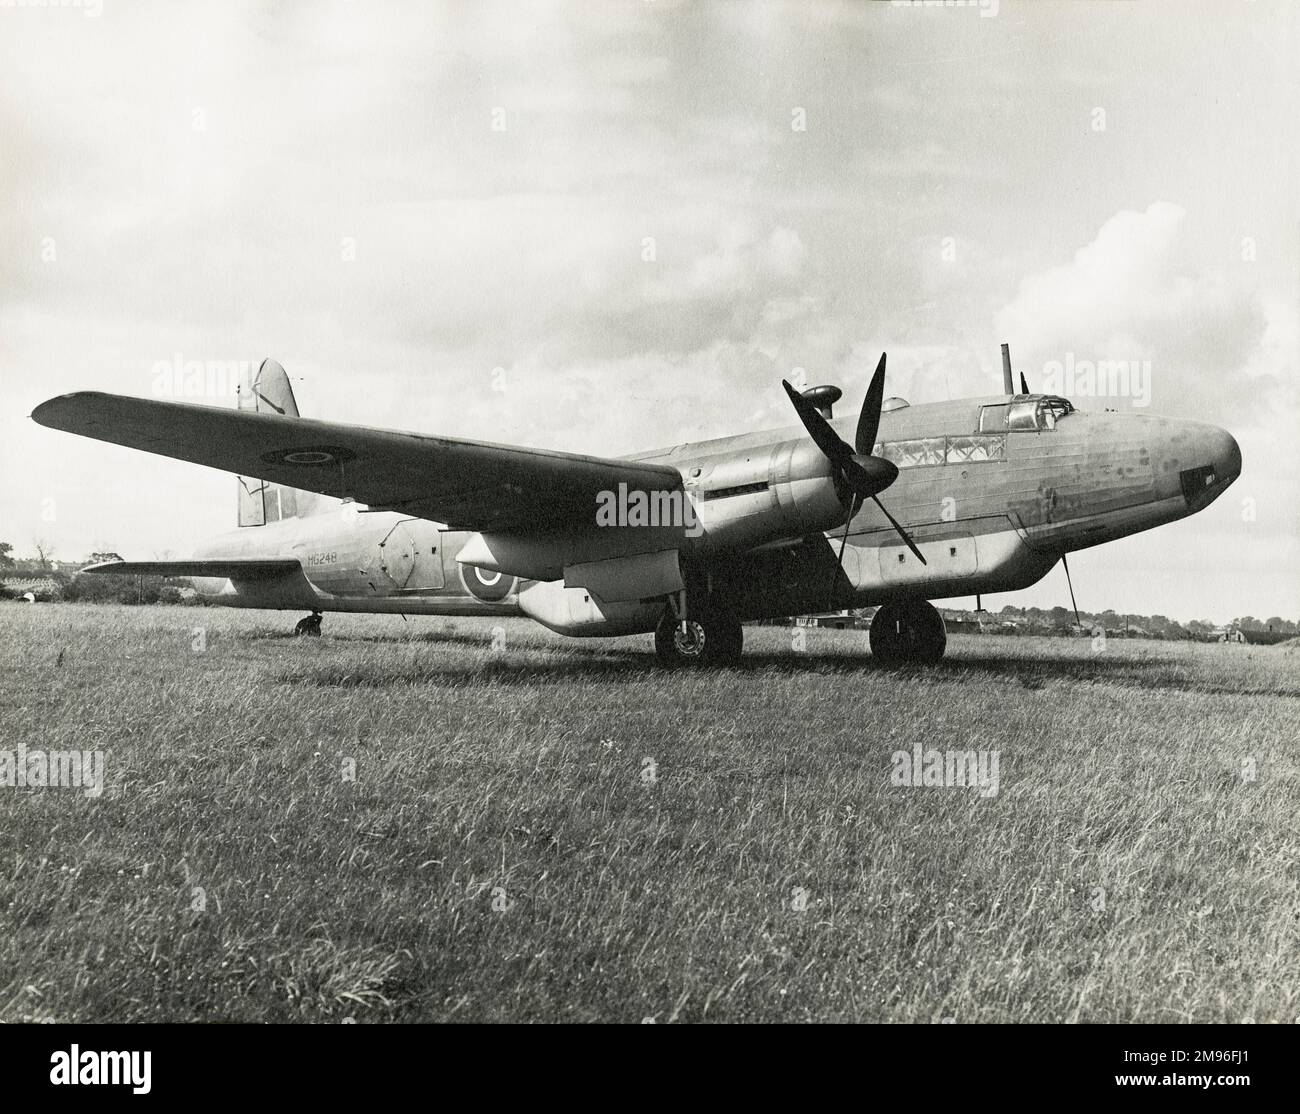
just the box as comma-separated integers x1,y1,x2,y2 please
1214,427,1242,485
1178,424,1241,507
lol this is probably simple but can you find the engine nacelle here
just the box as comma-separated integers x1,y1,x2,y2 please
517,580,665,636
455,439,848,590
680,438,849,555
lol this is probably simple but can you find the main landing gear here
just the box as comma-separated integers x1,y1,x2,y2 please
654,597,743,668
294,611,323,638
869,599,946,664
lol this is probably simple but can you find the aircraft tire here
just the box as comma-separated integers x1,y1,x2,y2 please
295,614,323,638
869,600,946,664
654,604,743,667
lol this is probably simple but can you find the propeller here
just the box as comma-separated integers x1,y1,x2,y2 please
781,353,927,606
1019,370,1030,395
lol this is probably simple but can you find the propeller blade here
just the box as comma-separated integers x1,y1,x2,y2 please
829,493,863,606
1019,371,1030,395
870,495,927,565
782,379,853,464
855,352,887,456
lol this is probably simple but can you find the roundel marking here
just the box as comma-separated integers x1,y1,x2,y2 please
459,564,516,602
260,445,357,467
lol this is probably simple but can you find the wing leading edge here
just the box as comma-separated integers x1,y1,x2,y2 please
32,392,683,533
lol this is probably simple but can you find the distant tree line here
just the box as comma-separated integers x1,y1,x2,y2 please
992,604,1297,638
0,543,201,605
60,575,201,606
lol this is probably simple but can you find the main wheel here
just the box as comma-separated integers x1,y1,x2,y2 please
654,604,743,667
294,613,323,638
869,600,946,664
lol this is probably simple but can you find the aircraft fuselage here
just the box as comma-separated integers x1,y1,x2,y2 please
183,392,1241,633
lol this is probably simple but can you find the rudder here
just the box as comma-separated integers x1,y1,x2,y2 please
237,359,320,525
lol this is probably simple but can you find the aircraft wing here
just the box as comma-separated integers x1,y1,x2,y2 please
81,559,303,579
33,392,684,532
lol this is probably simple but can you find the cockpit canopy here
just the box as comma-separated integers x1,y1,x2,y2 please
978,395,1074,432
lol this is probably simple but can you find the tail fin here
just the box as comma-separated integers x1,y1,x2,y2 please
241,357,299,417
237,359,322,525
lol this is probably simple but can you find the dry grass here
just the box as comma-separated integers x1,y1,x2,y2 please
1,604,1297,1022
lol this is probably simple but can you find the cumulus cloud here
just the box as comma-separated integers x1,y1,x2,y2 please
996,202,1270,418
998,201,1188,352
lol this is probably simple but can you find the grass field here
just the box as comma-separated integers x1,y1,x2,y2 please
1,603,1297,1023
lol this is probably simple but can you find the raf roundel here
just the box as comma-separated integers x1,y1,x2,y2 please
459,564,516,602
261,445,357,467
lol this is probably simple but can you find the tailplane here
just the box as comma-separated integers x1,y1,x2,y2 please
237,359,322,525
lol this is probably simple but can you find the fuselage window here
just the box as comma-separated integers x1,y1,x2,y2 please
945,434,1005,463
878,437,946,468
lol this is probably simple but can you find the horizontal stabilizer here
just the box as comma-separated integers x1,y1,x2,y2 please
81,559,302,580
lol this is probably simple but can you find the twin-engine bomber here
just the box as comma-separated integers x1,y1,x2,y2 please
32,350,1240,666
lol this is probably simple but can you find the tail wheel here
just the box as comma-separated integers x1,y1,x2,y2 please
654,604,743,667
869,600,946,664
294,613,323,638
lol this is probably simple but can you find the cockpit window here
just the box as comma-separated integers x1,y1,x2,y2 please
1007,401,1038,431
1039,397,1074,428
979,404,1008,432
980,397,1075,433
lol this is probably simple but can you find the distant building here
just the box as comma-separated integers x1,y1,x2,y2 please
937,608,981,634
794,610,865,630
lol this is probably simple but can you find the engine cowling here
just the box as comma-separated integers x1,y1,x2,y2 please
680,437,850,555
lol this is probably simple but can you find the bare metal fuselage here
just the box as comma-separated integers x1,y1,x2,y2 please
182,394,1241,636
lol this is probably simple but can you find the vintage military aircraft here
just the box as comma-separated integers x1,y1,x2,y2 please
32,350,1240,666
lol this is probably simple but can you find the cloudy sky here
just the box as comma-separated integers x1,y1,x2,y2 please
2,0,1295,623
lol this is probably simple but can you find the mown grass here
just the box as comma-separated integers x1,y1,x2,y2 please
1,604,1296,1023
